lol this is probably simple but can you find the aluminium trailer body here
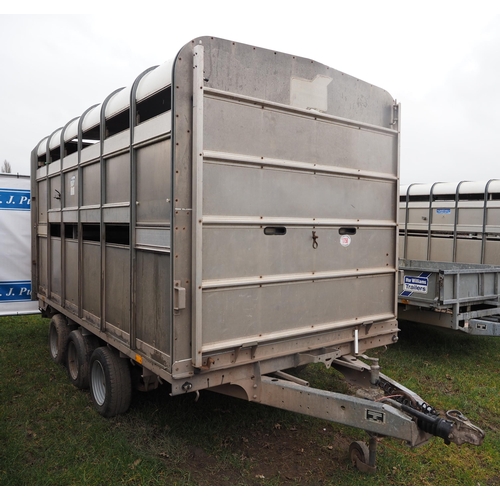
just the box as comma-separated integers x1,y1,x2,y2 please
399,258,500,335
399,181,500,335
400,180,500,265
31,36,484,472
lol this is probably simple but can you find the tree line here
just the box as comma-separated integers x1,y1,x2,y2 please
1,160,12,173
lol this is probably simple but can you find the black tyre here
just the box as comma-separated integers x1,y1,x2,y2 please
48,314,71,364
66,330,100,389
89,347,132,418
349,441,369,469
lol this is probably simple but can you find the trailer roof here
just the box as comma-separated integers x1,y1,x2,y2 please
401,179,500,197
40,58,174,155
136,58,173,101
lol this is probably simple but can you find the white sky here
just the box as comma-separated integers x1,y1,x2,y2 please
1,1,500,185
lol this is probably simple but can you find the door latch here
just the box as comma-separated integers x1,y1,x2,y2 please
174,280,186,313
312,231,319,249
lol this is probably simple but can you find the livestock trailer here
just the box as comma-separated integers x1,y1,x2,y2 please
31,36,484,472
399,181,500,335
398,258,500,335
400,180,500,265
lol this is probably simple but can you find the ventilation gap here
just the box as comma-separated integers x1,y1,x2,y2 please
264,226,287,236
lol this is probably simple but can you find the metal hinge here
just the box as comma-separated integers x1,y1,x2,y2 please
391,100,399,127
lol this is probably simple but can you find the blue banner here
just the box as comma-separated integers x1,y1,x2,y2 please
0,281,32,302
0,188,31,210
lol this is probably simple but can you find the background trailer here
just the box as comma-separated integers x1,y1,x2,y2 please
399,181,500,335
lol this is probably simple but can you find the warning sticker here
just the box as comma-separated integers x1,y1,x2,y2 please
340,235,351,247
366,409,385,424
403,275,428,294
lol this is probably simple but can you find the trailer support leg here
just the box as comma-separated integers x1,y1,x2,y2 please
349,435,377,473
369,435,378,470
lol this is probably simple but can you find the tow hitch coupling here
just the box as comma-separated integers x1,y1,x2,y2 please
401,405,485,446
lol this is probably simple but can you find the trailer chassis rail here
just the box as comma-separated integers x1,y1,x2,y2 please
212,354,485,473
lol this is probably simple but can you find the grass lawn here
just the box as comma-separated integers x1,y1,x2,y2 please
1,314,499,486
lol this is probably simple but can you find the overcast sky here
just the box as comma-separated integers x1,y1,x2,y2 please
1,2,500,185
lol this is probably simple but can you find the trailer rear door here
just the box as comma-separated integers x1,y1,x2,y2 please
171,38,399,372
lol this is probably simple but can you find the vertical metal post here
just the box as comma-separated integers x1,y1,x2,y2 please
403,185,410,260
426,182,437,261
426,184,433,261
99,109,106,332
393,102,401,317
368,435,378,469
452,181,464,263
98,89,123,332
481,179,498,264
191,44,205,368
453,271,460,330
60,120,76,309
45,131,60,302
427,182,445,261
129,66,157,351
30,145,40,300
76,107,95,318
129,86,138,351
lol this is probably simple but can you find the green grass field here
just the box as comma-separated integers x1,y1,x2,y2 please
1,314,499,486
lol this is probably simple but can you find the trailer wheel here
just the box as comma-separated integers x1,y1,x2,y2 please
89,347,132,418
48,314,71,364
66,330,99,389
349,441,370,469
